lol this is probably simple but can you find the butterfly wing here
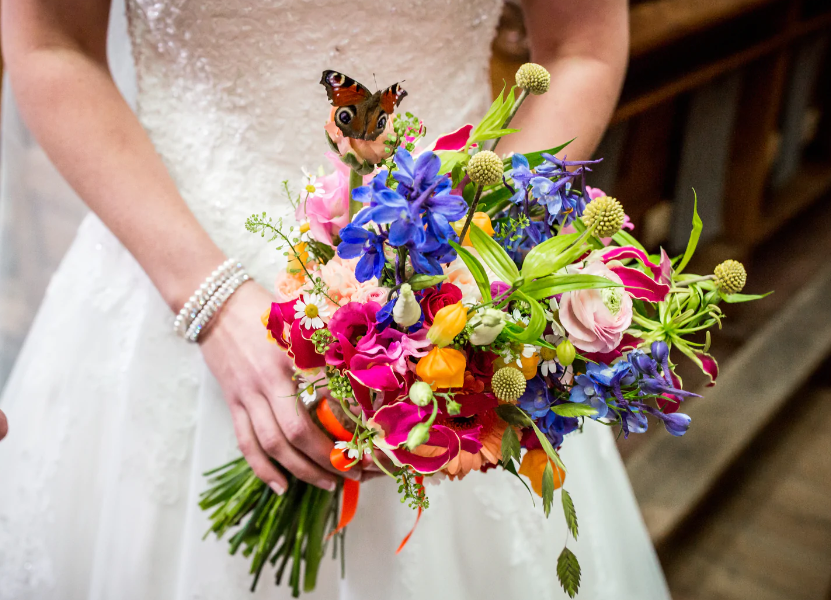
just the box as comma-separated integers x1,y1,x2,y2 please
320,70,372,106
379,83,408,114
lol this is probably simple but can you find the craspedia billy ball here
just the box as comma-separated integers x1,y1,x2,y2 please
714,259,747,295
492,366,527,402
515,63,551,95
467,150,503,186
582,195,625,238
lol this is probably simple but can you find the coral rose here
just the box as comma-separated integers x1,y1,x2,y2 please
324,108,395,166
559,261,632,354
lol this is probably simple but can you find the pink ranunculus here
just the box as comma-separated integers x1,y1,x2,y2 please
351,281,391,305
324,108,395,166
295,152,352,245
559,261,633,354
273,271,310,303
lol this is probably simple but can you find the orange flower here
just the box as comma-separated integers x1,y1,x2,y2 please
518,448,566,496
416,347,466,389
287,242,309,274
495,354,540,380
427,301,468,347
453,212,495,246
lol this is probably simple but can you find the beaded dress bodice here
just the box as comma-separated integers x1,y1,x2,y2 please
126,0,503,282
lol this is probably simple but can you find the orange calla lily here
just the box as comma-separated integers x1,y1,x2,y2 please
518,448,565,496
427,301,468,347
416,346,467,390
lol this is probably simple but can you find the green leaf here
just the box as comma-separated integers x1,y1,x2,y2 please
551,404,598,418
557,547,581,598
521,274,622,300
521,233,580,280
478,186,513,214
520,138,576,169
529,421,567,473
448,241,491,302
438,150,469,176
612,230,646,252
469,223,519,284
506,290,546,343
407,274,447,291
495,403,532,427
501,459,535,504
542,461,555,517
468,85,519,144
676,190,702,275
501,426,521,466
562,489,578,538
718,290,773,303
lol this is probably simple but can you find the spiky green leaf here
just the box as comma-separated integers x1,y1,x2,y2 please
562,489,578,539
495,403,532,427
448,241,491,302
542,461,555,517
557,547,581,598
501,426,521,466
676,190,702,275
469,223,519,284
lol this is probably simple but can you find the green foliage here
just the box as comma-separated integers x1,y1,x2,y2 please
520,274,622,300
328,373,354,402
408,273,448,290
676,190,702,275
612,229,646,252
395,468,430,511
542,461,555,517
468,84,521,145
521,233,580,280
562,489,578,538
557,547,582,598
501,426,521,466
551,403,599,418
530,421,567,473
448,241,492,302
717,290,773,303
469,223,519,283
517,138,575,169
438,150,469,176
501,458,535,503
506,290,546,343
495,403,532,427
310,329,334,354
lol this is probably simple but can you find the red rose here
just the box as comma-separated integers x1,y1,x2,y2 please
468,350,496,380
420,283,463,326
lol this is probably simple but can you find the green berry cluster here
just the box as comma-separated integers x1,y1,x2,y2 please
329,372,354,402
310,329,334,354
452,324,473,348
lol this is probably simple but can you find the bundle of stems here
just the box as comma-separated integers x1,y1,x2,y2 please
199,457,344,597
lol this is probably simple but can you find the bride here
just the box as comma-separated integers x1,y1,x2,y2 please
0,0,671,598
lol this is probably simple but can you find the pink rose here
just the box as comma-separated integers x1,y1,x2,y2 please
352,282,391,305
420,283,463,326
274,271,309,302
559,261,632,354
296,153,352,245
324,108,395,166
317,256,362,306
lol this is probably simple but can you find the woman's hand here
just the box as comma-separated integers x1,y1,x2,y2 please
200,283,360,494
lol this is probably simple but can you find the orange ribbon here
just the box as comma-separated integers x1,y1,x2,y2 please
395,475,424,554
317,400,360,538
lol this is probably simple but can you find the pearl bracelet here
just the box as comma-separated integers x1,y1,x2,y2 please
173,258,242,337
184,271,251,343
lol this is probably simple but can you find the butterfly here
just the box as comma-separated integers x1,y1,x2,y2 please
320,70,407,141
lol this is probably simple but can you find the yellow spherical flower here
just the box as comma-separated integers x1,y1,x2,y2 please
287,242,309,274
427,301,468,347
416,347,467,390
519,448,565,497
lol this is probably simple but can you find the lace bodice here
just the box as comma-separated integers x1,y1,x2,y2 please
126,0,503,283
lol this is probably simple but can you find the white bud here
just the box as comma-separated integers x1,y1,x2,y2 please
409,381,434,407
393,284,421,327
468,308,506,346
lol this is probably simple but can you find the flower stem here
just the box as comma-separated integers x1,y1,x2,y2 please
348,169,363,220
489,88,529,153
458,183,485,245
677,275,715,287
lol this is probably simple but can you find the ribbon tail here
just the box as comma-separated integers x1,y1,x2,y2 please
395,475,424,554
327,478,360,540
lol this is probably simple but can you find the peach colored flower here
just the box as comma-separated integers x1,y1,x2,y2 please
351,281,391,305
443,257,482,304
324,108,395,166
274,271,309,302
317,256,362,306
559,261,633,354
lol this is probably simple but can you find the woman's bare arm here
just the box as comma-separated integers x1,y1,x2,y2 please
2,0,353,491
501,0,629,160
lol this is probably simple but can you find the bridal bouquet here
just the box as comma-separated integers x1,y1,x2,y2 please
200,65,767,597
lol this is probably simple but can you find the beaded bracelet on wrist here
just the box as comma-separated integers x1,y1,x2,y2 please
173,258,242,336
184,271,251,343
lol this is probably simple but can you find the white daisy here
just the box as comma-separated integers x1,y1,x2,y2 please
540,334,560,377
301,170,325,197
294,293,330,330
334,440,368,460
510,308,530,326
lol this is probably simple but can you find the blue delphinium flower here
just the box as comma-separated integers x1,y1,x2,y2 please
536,409,579,448
519,376,552,419
348,148,467,277
506,153,534,205
336,224,386,281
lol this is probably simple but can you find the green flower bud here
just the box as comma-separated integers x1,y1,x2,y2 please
405,422,431,451
409,381,434,407
582,196,625,238
556,339,576,366
467,150,504,186
445,399,462,415
713,259,747,295
516,63,551,95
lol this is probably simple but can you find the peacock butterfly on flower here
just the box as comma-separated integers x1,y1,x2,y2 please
320,70,407,141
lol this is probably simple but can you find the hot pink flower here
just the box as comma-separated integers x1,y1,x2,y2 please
324,108,395,166
296,153,352,246
560,261,633,354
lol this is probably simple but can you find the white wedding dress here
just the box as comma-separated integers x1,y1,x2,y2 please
0,1,671,598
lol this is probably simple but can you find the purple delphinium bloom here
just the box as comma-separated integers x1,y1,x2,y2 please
519,376,552,419
336,224,387,282
536,409,579,448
